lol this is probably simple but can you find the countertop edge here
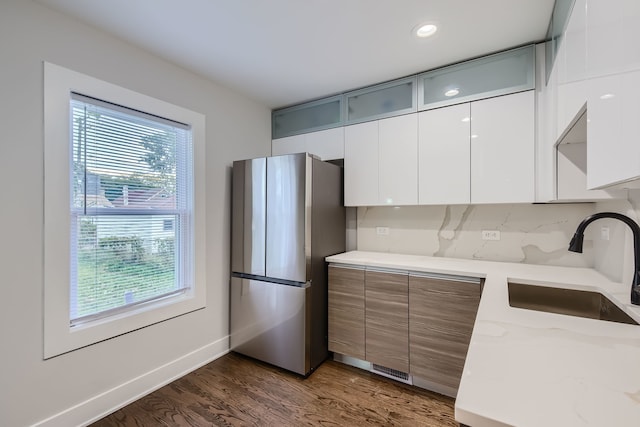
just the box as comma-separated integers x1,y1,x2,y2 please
326,251,640,427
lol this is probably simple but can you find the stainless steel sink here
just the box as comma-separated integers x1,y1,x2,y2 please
508,281,638,325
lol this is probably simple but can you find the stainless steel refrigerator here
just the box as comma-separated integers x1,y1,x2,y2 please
230,153,345,376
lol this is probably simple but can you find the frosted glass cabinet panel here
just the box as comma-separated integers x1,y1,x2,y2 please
345,77,416,124
419,45,535,110
272,95,342,139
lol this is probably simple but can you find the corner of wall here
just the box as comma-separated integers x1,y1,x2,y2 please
593,190,639,284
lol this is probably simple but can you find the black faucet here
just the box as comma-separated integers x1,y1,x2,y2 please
568,212,640,305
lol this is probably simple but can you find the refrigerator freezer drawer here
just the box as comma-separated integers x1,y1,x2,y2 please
230,277,310,375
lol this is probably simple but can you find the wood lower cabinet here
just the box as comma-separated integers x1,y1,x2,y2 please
328,263,480,393
409,273,482,391
328,265,365,359
365,270,409,372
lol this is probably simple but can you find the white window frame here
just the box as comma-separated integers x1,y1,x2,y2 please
44,62,206,358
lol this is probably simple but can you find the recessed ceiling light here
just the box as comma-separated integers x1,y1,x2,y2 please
461,117,470,122
414,23,438,38
445,88,460,97
600,93,615,100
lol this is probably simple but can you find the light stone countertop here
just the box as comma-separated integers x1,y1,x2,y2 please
325,251,640,427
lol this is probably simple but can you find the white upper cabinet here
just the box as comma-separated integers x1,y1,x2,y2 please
305,127,344,160
272,127,344,160
586,0,640,79
587,70,640,188
418,104,471,205
470,91,535,204
345,92,534,207
344,121,379,206
378,114,418,205
557,0,588,138
272,134,306,157
563,0,587,82
585,0,640,188
344,115,418,206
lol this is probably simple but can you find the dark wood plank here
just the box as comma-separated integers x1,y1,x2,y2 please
92,352,456,427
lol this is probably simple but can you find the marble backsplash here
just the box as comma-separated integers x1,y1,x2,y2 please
356,203,597,268
593,189,640,284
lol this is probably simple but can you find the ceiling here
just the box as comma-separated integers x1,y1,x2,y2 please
38,0,555,109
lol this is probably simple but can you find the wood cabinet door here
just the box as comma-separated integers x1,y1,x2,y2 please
328,265,365,359
365,270,409,372
409,274,481,390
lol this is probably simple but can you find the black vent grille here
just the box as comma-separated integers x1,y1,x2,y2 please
371,364,411,383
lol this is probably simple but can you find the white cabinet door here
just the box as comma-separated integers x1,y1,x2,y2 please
470,91,535,204
584,0,640,189
557,0,588,138
586,0,640,79
378,114,418,205
305,127,344,160
344,121,379,206
272,134,306,156
587,70,640,188
418,104,471,204
272,127,344,160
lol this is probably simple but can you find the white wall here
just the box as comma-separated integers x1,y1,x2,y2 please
593,190,640,286
0,1,271,425
356,203,597,267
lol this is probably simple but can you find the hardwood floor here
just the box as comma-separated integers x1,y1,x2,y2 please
92,352,457,426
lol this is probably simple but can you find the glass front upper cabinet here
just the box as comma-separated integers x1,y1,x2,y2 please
418,45,535,111
272,95,343,139
345,76,417,125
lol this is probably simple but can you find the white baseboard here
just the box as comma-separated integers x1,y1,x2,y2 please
33,336,230,427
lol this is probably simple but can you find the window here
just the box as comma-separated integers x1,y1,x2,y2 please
44,63,206,358
70,93,192,325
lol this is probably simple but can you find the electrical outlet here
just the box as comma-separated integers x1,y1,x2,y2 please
481,230,501,241
376,226,390,236
601,226,610,241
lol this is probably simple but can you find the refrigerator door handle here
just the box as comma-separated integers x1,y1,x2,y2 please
231,272,310,288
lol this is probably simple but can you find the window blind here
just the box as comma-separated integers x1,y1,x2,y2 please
69,93,193,325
